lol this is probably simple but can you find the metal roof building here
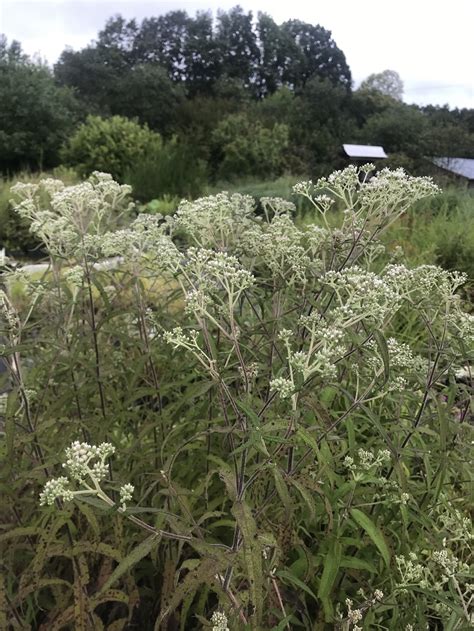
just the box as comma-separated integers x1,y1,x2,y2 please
431,157,474,184
343,144,387,159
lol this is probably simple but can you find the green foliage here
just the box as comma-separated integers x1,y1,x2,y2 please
280,19,352,90
0,36,80,173
112,64,184,134
54,8,351,101
138,195,180,217
1,167,472,629
4,10,474,180
360,104,428,156
288,78,354,173
360,69,404,101
383,189,474,296
125,138,207,201
211,113,289,180
61,115,162,181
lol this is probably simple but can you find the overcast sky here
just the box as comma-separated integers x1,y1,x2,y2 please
1,0,473,109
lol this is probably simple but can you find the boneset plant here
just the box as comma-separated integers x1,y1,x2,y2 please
1,166,472,630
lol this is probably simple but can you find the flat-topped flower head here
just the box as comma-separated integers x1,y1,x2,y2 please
210,611,229,631
39,441,119,508
64,441,115,482
39,476,74,506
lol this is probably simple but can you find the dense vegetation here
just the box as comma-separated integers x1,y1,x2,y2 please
1,168,472,629
0,7,473,631
1,7,474,193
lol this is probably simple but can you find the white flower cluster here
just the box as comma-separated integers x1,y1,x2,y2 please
449,311,474,347
343,589,384,630
240,214,312,284
397,548,470,593
119,483,134,512
296,319,347,381
295,167,439,253
384,264,467,303
64,441,115,482
386,337,427,374
184,248,255,311
64,265,84,288
39,441,115,506
323,164,360,191
99,217,182,273
292,180,313,196
364,336,426,389
11,172,132,257
39,476,74,505
432,549,463,577
305,224,331,254
344,449,391,473
324,267,399,325
345,598,363,627
184,288,213,315
431,503,473,545
260,196,296,217
358,167,440,212
210,611,229,631
174,192,255,248
162,326,217,376
162,326,199,350
270,377,294,400
396,552,425,587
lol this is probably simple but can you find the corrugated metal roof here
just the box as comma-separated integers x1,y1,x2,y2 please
343,144,387,159
432,157,474,180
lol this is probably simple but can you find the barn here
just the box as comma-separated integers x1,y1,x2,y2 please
431,157,474,188
342,144,388,163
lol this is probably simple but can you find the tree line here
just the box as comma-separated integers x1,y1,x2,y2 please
1,7,474,183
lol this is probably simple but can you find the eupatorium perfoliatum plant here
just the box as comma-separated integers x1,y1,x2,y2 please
1,167,472,630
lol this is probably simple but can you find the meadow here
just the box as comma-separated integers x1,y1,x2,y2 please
0,166,472,630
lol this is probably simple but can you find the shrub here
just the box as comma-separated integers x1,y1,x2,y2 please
211,112,289,180
125,138,207,202
61,115,162,181
1,166,472,630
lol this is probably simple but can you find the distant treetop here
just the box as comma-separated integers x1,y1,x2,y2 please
54,7,352,101
360,70,404,101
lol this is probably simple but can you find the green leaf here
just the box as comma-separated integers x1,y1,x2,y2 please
75,494,114,511
373,329,390,384
317,538,342,620
98,534,161,595
289,478,316,521
277,569,318,602
0,526,40,542
350,508,391,568
339,556,377,574
232,500,263,624
296,427,320,455
156,558,221,630
273,467,293,513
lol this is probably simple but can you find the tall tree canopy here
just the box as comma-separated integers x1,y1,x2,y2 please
0,35,79,172
360,69,404,101
3,9,474,180
55,6,351,105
